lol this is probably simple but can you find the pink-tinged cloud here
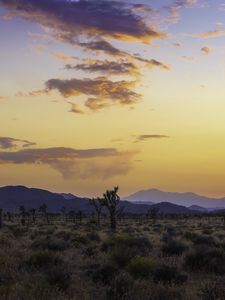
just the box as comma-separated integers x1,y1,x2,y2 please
198,30,225,38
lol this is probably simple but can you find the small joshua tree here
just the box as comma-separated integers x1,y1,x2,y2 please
89,198,104,226
101,186,120,232
30,208,36,224
19,205,26,226
0,209,2,229
148,207,159,224
39,204,49,225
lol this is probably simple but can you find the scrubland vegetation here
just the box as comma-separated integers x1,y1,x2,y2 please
1,211,225,300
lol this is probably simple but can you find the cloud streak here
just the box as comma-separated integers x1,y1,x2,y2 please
0,146,137,179
197,29,225,38
65,59,140,76
0,137,36,149
135,134,170,142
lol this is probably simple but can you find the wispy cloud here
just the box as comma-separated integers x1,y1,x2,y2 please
135,134,170,142
0,146,137,179
45,77,141,106
0,137,36,149
65,59,140,76
197,29,225,38
166,0,198,23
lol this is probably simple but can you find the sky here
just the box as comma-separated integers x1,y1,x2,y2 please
1,0,225,198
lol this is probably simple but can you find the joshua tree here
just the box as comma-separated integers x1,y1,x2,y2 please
89,198,104,226
0,209,2,229
148,207,159,224
30,208,36,224
77,210,83,225
19,205,26,226
39,204,49,225
6,212,12,222
101,186,120,232
60,206,67,223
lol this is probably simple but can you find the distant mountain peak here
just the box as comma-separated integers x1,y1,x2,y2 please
125,188,225,208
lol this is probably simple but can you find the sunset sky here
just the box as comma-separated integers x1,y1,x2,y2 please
1,0,225,198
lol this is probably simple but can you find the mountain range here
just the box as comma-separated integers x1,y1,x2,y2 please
0,185,224,214
125,188,225,209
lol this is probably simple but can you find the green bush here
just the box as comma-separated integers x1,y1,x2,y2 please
126,257,157,279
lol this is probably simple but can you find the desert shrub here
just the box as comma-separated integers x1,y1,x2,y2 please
107,272,134,299
72,234,89,245
87,231,101,242
153,264,188,285
200,279,225,300
107,234,152,253
91,264,118,285
148,284,184,300
24,251,62,270
106,234,152,267
10,226,27,238
117,281,184,300
0,235,13,247
111,245,137,267
31,237,69,251
162,239,187,256
45,265,71,291
55,230,72,241
82,246,97,257
183,231,198,241
126,257,157,279
184,232,216,246
202,229,213,235
24,276,62,300
185,245,225,274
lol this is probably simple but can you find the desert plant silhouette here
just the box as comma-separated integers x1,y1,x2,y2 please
101,186,120,232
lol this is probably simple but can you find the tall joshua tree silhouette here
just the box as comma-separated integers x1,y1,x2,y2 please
101,186,120,232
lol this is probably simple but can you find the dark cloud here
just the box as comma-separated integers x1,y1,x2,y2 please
0,0,166,42
0,146,137,179
65,59,140,76
0,137,36,149
135,134,170,142
78,39,127,57
45,77,141,106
